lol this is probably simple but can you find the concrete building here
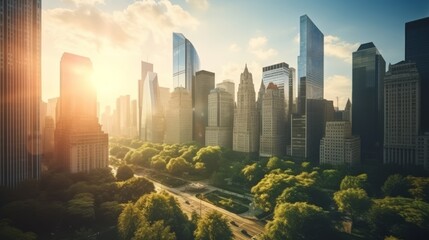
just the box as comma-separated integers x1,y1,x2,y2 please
164,87,193,144
352,42,386,163
216,80,235,102
194,70,215,145
116,95,131,137
138,61,154,139
260,83,285,157
130,99,138,138
205,88,234,148
0,0,41,188
55,53,108,173
233,65,259,154
320,121,360,166
142,72,164,143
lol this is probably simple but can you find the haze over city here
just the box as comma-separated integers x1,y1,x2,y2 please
42,0,429,109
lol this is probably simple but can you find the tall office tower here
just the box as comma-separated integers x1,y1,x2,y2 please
55,53,108,173
291,99,334,162
205,88,234,148
194,70,215,145
142,72,164,143
352,42,386,163
47,97,59,126
262,62,289,113
405,17,429,134
289,67,297,115
116,95,131,137
138,61,154,139
257,81,265,137
320,121,360,166
260,83,285,157
297,15,324,114
164,87,193,144
217,80,235,102
158,87,170,114
0,0,41,188
43,117,55,160
130,99,138,137
343,99,352,122
172,32,200,93
384,61,421,166
233,65,259,154
100,106,112,133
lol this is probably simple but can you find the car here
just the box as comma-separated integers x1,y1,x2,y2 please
185,200,190,204
229,220,238,227
241,229,250,236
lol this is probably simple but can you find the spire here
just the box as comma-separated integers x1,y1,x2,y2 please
244,64,248,73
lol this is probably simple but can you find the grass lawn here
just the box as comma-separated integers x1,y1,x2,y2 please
147,171,188,188
197,191,249,214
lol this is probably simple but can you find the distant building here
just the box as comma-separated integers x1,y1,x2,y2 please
158,87,171,116
205,88,234,148
320,121,360,166
260,83,285,157
352,42,386,163
55,53,108,173
138,61,154,139
100,106,112,134
217,80,235,102
233,65,259,153
194,70,215,145
142,72,164,143
0,0,41,188
297,15,324,114
47,97,59,126
289,67,297,115
384,61,424,167
43,116,55,165
164,87,193,144
116,95,131,137
130,99,138,137
406,17,429,134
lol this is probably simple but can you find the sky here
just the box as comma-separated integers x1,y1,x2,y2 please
42,0,429,111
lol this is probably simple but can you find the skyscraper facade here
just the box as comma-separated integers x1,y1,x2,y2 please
352,42,386,163
262,63,289,113
297,15,324,114
260,83,285,157
405,17,429,134
233,65,259,153
384,61,421,166
138,61,153,139
116,95,131,137
216,80,235,102
194,70,215,145
55,53,108,173
142,72,164,143
164,87,193,144
205,88,234,148
172,33,200,93
0,0,41,187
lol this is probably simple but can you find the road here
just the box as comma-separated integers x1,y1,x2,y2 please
134,171,265,240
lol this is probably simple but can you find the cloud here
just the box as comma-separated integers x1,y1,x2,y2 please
325,35,359,64
248,36,278,60
185,0,209,10
294,33,299,44
63,0,105,6
229,43,241,52
324,75,351,110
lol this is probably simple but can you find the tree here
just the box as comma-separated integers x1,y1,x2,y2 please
340,174,368,191
133,220,176,240
266,156,282,171
194,210,233,240
382,174,410,197
406,176,429,201
241,163,265,185
333,188,371,221
88,167,116,184
320,169,343,190
166,157,192,175
118,204,144,240
129,151,143,165
97,201,123,225
67,193,96,226
116,165,134,181
141,147,160,165
119,177,155,202
276,185,311,204
151,155,167,171
123,150,135,163
193,146,222,174
264,202,334,240
0,220,37,240
135,191,192,240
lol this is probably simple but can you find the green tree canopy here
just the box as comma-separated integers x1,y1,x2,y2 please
264,202,334,240
117,203,144,240
340,174,368,191
333,188,371,221
241,162,265,185
166,157,192,175
193,146,222,174
119,177,155,202
382,174,410,197
116,165,134,181
194,210,233,240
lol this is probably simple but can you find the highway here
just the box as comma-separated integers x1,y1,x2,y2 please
134,171,265,240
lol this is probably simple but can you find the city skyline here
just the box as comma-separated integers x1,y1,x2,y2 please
41,0,429,110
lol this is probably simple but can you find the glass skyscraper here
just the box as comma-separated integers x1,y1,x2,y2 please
262,62,290,115
405,17,429,134
172,33,200,93
297,15,324,114
352,42,385,162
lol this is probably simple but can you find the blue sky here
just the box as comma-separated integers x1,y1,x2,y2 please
42,0,429,110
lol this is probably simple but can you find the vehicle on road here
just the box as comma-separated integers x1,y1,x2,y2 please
230,220,238,227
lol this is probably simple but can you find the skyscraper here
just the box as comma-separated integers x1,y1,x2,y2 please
116,95,131,137
55,53,108,173
194,70,215,145
164,87,193,144
0,0,41,187
138,61,154,139
130,99,138,137
297,14,324,114
405,17,429,134
142,72,164,143
172,33,200,93
260,83,285,157
384,61,421,166
233,65,259,154
352,42,386,163
262,62,289,113
217,80,235,102
205,88,234,148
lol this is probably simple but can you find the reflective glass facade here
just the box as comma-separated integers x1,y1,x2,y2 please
352,42,385,162
172,33,200,93
262,62,290,114
298,15,324,113
142,73,164,143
